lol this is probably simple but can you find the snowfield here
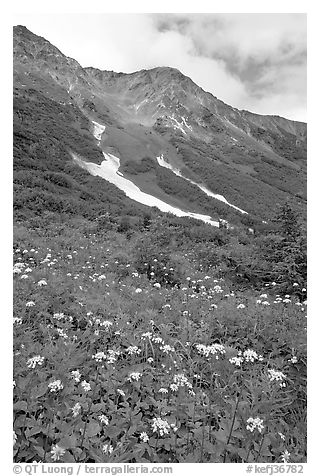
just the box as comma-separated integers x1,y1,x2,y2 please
92,121,106,143
156,154,248,214
72,152,220,227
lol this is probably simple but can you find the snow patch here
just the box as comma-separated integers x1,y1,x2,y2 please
72,152,219,227
92,121,105,143
156,154,247,215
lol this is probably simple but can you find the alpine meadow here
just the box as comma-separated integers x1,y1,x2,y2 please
13,21,307,465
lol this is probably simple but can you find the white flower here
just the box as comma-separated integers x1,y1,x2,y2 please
81,380,91,392
106,349,120,364
229,356,243,366
268,369,286,387
92,351,107,362
26,301,35,307
71,402,81,417
140,432,149,443
195,343,225,358
20,274,28,279
262,301,270,306
102,444,114,455
50,444,66,461
243,349,263,363
278,432,286,441
48,379,64,393
128,372,142,382
13,317,22,325
27,355,45,369
71,370,81,383
153,283,161,289
151,417,171,436
160,344,175,354
37,279,47,286
117,389,125,397
53,313,64,320
288,356,298,364
159,388,168,394
256,299,262,304
98,414,109,425
141,332,152,340
173,374,192,388
135,288,142,293
237,304,245,309
246,417,264,433
280,450,290,463
147,357,154,364
169,383,179,392
293,283,299,287
126,346,141,355
260,294,268,299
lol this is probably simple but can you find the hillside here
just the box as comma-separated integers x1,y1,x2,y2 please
13,25,307,229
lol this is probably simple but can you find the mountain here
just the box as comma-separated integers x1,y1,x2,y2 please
13,25,307,229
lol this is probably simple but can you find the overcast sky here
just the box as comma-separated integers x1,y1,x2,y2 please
13,13,307,122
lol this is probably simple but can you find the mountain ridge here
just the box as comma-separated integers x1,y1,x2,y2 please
13,25,307,228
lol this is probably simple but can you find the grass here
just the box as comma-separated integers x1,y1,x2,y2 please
13,225,307,463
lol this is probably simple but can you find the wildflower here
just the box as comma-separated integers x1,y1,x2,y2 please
260,294,268,299
147,357,154,364
71,370,81,383
159,388,168,394
262,301,270,306
48,379,64,393
151,417,171,436
81,380,91,392
256,299,262,304
98,415,109,425
57,328,68,339
26,301,35,307
173,374,192,388
37,279,47,286
195,343,226,358
20,274,28,279
280,450,290,463
117,389,125,397
92,351,107,362
102,444,114,455
160,344,175,354
152,336,164,344
106,349,120,364
71,402,81,417
153,282,161,289
242,349,263,363
237,304,245,309
50,444,65,461
293,283,299,287
170,424,178,432
246,417,264,433
127,372,142,382
101,320,113,329
229,356,243,366
53,312,64,320
13,317,22,325
27,355,45,369
13,431,17,446
135,288,142,293
288,356,298,364
140,432,149,443
268,369,286,387
283,298,291,303
278,432,286,441
126,346,141,356
170,383,179,392
141,332,152,340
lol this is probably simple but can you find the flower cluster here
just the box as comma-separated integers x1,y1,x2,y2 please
151,417,171,436
268,369,286,387
48,379,64,393
195,343,226,359
27,355,45,369
127,372,142,382
246,417,264,433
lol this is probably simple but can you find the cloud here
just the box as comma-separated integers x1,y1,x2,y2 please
13,13,307,121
